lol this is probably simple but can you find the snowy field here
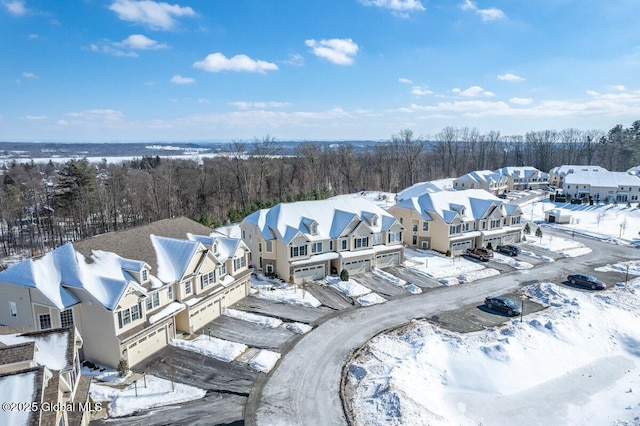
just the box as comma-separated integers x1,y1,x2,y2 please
346,267,640,426
403,248,500,285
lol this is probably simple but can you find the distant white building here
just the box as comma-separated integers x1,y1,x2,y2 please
494,166,549,190
563,170,640,202
397,181,443,201
548,165,608,188
627,165,640,176
453,170,508,195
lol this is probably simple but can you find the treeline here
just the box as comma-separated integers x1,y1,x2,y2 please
1,122,639,259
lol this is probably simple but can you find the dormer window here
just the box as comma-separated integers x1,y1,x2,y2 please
141,269,148,282
310,223,318,235
213,241,219,254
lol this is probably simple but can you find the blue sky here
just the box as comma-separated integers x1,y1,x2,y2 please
1,0,639,143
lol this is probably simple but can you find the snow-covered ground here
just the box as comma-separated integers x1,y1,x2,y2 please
171,335,247,362
524,232,592,257
250,274,322,307
520,199,640,246
325,275,387,306
346,267,640,425
403,248,500,285
88,372,205,418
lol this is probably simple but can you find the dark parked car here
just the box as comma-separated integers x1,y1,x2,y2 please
484,296,521,316
496,244,520,256
497,193,508,199
567,274,606,290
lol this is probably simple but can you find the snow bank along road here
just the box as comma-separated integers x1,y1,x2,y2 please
246,230,636,426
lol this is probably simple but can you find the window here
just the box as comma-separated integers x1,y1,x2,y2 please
311,242,323,254
290,245,308,258
449,224,461,235
412,235,417,245
354,236,369,249
9,301,17,317
412,224,418,232
329,240,334,251
512,216,521,225
141,269,148,282
184,280,192,295
422,222,429,231
490,219,501,229
60,309,74,328
218,262,227,277
481,220,487,230
266,240,273,252
388,232,401,243
233,255,247,271
200,271,216,289
341,239,348,250
266,264,274,273
167,285,174,301
146,292,160,310
117,302,142,328
372,233,382,245
258,242,262,252
39,313,52,330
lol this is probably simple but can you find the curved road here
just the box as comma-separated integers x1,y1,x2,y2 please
246,230,635,425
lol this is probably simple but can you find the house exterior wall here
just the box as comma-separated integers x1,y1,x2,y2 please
0,283,35,329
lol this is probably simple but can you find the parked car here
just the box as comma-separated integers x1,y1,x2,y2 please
465,247,494,261
497,193,508,199
566,274,606,290
484,296,521,316
496,244,520,256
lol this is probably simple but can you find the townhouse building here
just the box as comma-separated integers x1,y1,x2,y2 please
548,165,608,188
387,189,523,255
453,170,508,195
240,197,404,283
494,166,549,190
563,170,640,202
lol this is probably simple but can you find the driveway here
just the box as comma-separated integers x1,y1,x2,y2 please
246,231,637,426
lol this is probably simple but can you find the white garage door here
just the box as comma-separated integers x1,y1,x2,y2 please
190,300,219,332
502,232,520,244
127,325,168,367
375,252,399,268
451,240,472,254
484,236,502,249
343,259,370,275
294,264,325,282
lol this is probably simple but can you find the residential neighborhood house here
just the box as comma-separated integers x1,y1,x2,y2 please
548,164,608,188
240,196,404,283
387,188,524,255
0,217,251,369
0,326,91,426
494,166,549,191
453,170,508,195
563,170,640,202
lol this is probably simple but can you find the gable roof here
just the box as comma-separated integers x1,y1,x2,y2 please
549,164,608,176
243,196,401,244
393,189,517,224
0,327,77,371
494,166,549,179
0,367,44,426
0,342,36,366
397,181,443,201
150,235,203,283
187,234,245,260
564,170,640,188
455,170,504,184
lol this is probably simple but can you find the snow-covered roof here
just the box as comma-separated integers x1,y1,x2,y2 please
150,235,203,284
397,181,444,201
494,166,549,179
627,165,640,176
0,327,76,371
186,233,245,260
550,164,608,176
455,170,504,184
564,170,640,188
243,197,401,244
393,189,518,224
0,368,40,426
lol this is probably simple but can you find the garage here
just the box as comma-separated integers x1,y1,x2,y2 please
126,323,169,367
343,258,370,275
501,231,520,244
483,236,502,249
189,300,219,332
451,240,472,255
375,252,399,268
225,281,247,305
293,264,325,282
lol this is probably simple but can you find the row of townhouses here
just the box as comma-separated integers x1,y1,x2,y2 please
0,217,250,369
453,166,550,194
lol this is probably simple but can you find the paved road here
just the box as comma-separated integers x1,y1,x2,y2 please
247,229,636,426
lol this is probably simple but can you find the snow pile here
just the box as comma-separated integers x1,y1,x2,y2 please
595,260,640,276
286,322,313,334
373,268,422,294
224,308,283,328
89,374,205,418
346,280,640,425
326,276,371,297
249,349,282,373
492,252,533,270
170,335,247,362
519,249,555,262
253,285,322,307
357,292,387,306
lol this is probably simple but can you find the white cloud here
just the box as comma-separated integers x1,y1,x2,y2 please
229,101,291,109
359,0,425,17
22,71,37,79
25,115,47,120
197,98,209,104
90,43,138,57
3,0,27,16
118,34,168,50
65,109,124,122
411,85,433,96
460,0,505,22
305,38,359,66
452,85,495,97
109,0,195,30
284,53,304,67
398,78,413,84
607,85,626,92
170,74,195,84
193,53,278,73
27,33,38,39
498,73,525,82
510,97,533,105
